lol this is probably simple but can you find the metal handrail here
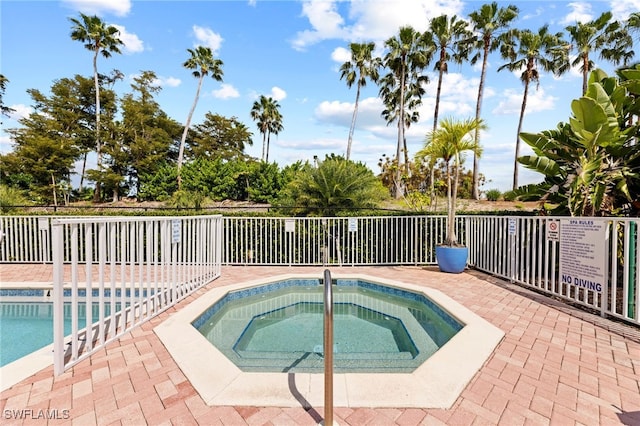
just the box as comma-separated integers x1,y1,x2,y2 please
323,269,333,425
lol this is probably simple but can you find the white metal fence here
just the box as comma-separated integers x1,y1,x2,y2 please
223,216,450,265
49,215,222,375
467,216,639,326
1,214,638,352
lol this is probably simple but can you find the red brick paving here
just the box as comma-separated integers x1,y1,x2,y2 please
1,264,639,425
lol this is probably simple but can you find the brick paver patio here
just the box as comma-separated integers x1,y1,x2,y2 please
1,264,639,425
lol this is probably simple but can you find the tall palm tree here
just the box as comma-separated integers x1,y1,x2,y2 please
423,117,485,246
427,15,473,133
339,42,381,160
177,46,224,189
380,26,432,198
380,81,421,177
69,13,123,202
498,25,569,190
250,95,283,162
565,11,634,96
468,2,519,199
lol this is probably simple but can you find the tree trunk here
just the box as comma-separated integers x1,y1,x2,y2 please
472,41,490,200
79,151,87,192
346,84,361,160
582,53,589,95
177,75,204,189
513,80,529,190
395,65,406,199
93,49,102,203
450,155,460,245
51,173,58,208
433,50,446,133
266,131,271,163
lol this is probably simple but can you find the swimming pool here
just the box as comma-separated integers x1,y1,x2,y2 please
193,278,462,373
0,287,143,367
0,301,119,366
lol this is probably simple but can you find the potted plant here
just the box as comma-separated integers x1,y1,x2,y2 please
419,117,486,273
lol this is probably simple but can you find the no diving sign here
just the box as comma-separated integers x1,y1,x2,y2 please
547,219,560,241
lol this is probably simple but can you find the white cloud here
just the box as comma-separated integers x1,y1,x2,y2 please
610,0,640,21
315,97,385,129
8,104,31,121
278,137,345,151
212,83,240,99
422,72,479,116
559,2,593,25
292,0,347,51
0,135,14,154
347,0,463,41
331,47,351,63
158,76,181,88
112,25,143,54
292,0,464,50
521,6,544,21
492,87,557,116
315,100,353,127
192,25,223,54
270,86,287,101
62,0,131,17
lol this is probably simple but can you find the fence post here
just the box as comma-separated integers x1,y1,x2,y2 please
52,220,65,376
628,221,637,318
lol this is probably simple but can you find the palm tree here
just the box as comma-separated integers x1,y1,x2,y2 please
250,95,283,162
427,15,473,133
565,11,634,96
497,25,569,190
380,26,432,198
423,117,485,246
177,46,224,189
380,83,421,184
69,13,123,202
339,42,381,160
468,2,519,199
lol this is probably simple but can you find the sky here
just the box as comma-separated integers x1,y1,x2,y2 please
1,0,639,194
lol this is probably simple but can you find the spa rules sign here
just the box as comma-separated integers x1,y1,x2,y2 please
559,219,607,293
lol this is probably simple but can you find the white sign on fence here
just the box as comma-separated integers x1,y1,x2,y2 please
285,219,295,233
508,218,517,235
348,218,358,233
559,219,606,293
547,219,560,242
38,218,49,231
172,220,181,244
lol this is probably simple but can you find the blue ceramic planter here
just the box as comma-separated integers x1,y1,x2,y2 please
435,245,468,273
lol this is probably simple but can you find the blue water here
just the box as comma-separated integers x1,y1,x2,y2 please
195,279,463,373
0,302,117,366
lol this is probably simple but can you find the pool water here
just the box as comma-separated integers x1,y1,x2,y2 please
194,279,463,373
235,302,417,356
0,302,117,366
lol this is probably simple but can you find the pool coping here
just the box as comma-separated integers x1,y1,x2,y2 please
154,273,505,409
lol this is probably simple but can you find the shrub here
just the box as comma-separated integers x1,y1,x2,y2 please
404,192,431,211
503,190,517,201
276,155,388,216
164,190,207,210
0,185,30,212
485,189,501,201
